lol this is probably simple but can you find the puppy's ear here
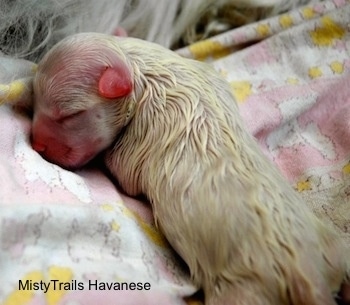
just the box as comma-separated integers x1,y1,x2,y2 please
98,61,132,99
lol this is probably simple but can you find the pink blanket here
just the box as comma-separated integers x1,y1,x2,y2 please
1,0,349,304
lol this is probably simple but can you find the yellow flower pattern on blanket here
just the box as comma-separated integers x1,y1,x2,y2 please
296,179,312,192
0,63,36,105
279,14,293,29
189,40,231,61
121,203,168,247
230,81,252,103
308,66,323,79
342,162,350,175
0,80,27,105
46,266,73,305
256,24,270,37
330,61,344,74
309,16,346,46
286,77,300,85
3,271,43,305
101,203,115,212
4,266,73,305
302,7,316,19
100,201,166,245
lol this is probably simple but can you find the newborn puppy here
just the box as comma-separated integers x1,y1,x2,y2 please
31,33,349,305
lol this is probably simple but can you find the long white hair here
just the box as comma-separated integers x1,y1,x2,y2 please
0,0,317,61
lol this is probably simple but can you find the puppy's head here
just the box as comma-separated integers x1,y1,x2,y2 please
31,33,133,169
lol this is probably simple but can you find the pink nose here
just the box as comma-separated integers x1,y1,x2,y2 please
32,141,47,153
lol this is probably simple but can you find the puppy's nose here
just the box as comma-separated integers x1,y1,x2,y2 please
32,141,47,153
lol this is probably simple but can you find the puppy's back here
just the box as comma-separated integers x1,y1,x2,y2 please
102,35,348,305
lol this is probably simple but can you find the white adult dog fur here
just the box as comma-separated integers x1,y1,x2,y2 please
30,32,349,305
0,0,318,61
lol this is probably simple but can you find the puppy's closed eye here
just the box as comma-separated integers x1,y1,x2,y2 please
56,110,86,124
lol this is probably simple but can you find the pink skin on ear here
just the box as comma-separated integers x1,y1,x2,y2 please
98,62,133,99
